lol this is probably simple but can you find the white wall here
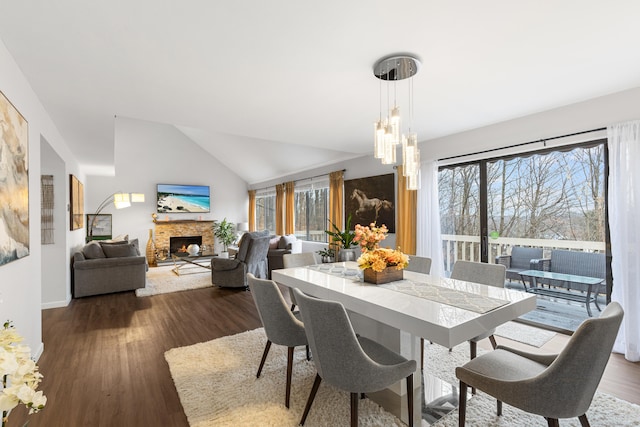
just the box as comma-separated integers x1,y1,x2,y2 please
0,38,83,356
86,117,248,252
421,87,640,161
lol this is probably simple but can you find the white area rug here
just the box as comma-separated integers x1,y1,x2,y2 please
494,321,556,347
165,328,640,427
136,265,212,297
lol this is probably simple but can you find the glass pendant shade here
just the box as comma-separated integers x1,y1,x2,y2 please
374,121,385,159
390,106,401,145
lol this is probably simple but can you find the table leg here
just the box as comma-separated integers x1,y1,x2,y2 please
585,285,593,317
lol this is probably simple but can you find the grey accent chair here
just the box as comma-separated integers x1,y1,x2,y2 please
211,231,270,288
451,261,507,365
293,288,416,427
455,302,623,427
247,273,309,409
405,255,432,275
496,246,544,287
404,255,432,368
282,252,318,311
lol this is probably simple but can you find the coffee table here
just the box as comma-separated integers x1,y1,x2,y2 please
170,251,217,276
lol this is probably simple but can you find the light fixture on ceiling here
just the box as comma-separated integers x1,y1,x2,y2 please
373,54,421,190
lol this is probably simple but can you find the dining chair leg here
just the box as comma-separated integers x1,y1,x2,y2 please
489,335,498,349
469,341,477,395
256,340,272,378
420,337,424,370
406,374,414,427
306,345,310,361
578,414,591,427
350,392,358,427
285,347,294,408
458,381,467,427
546,418,560,427
300,374,322,426
497,400,502,416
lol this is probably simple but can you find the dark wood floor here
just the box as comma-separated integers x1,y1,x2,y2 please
9,284,640,426
9,286,262,427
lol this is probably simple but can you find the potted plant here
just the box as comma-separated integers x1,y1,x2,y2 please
325,214,357,261
317,247,335,263
212,218,236,258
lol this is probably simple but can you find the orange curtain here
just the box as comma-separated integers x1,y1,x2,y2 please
248,190,256,232
329,170,344,251
275,184,285,235
396,166,417,254
285,181,295,235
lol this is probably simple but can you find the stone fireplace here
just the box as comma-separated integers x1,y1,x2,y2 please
169,236,203,255
154,220,215,255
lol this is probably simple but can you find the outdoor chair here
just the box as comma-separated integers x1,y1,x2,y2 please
496,246,544,288
247,273,309,409
293,288,416,427
455,302,623,427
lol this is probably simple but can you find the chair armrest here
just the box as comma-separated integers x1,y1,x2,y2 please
496,255,511,268
211,257,241,271
530,258,551,271
496,345,558,367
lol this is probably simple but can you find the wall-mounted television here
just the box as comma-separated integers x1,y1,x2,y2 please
157,184,210,213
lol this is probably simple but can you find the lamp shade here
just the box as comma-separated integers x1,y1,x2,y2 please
113,193,131,209
237,222,249,232
131,193,145,203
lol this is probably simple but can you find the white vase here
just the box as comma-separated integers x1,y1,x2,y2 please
187,244,200,256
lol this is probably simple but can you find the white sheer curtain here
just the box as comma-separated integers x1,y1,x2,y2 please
416,160,443,278
608,120,640,362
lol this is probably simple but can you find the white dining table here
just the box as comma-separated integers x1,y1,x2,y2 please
272,261,537,425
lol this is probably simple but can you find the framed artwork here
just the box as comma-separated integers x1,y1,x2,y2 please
344,173,396,233
0,90,30,266
86,214,112,240
70,174,84,230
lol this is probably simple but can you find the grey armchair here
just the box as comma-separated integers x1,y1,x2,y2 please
496,246,544,285
247,273,308,409
211,231,269,288
455,302,623,427
293,288,416,427
451,260,507,364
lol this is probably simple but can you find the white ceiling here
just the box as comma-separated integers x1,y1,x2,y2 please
1,1,640,184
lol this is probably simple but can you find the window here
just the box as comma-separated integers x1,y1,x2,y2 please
294,177,329,242
255,188,276,233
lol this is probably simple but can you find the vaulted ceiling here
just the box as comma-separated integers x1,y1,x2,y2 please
1,1,640,183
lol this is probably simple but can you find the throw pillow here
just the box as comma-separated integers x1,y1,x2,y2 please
279,234,297,250
269,236,281,249
101,243,138,258
82,241,106,259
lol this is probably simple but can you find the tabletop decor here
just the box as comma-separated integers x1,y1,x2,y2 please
354,222,408,284
1,321,47,426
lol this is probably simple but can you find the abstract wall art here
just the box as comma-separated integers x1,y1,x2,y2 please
0,90,29,266
70,174,84,230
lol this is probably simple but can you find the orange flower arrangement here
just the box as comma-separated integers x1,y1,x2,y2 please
354,222,409,272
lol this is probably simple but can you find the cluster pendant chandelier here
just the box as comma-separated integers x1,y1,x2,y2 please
373,54,421,190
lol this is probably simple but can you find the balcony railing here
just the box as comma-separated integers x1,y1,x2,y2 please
441,234,605,272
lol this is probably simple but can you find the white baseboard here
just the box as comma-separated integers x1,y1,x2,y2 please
33,341,44,362
42,296,71,310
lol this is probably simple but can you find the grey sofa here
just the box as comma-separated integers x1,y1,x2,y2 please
211,231,270,288
532,249,606,290
267,234,302,278
72,239,147,298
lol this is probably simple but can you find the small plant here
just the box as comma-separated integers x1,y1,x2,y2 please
212,218,236,252
325,213,356,249
317,247,335,258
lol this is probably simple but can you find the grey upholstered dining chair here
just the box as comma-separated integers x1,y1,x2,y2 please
455,302,623,427
293,288,416,427
282,252,318,311
451,260,507,361
247,273,309,409
404,255,432,369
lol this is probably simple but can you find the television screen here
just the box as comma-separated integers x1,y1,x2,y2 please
157,184,210,213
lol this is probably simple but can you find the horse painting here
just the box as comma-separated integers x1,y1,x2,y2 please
344,173,395,233
351,189,393,222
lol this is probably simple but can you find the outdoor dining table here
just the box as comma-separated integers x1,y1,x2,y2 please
272,261,537,425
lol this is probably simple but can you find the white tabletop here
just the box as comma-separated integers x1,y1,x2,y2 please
272,261,537,348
